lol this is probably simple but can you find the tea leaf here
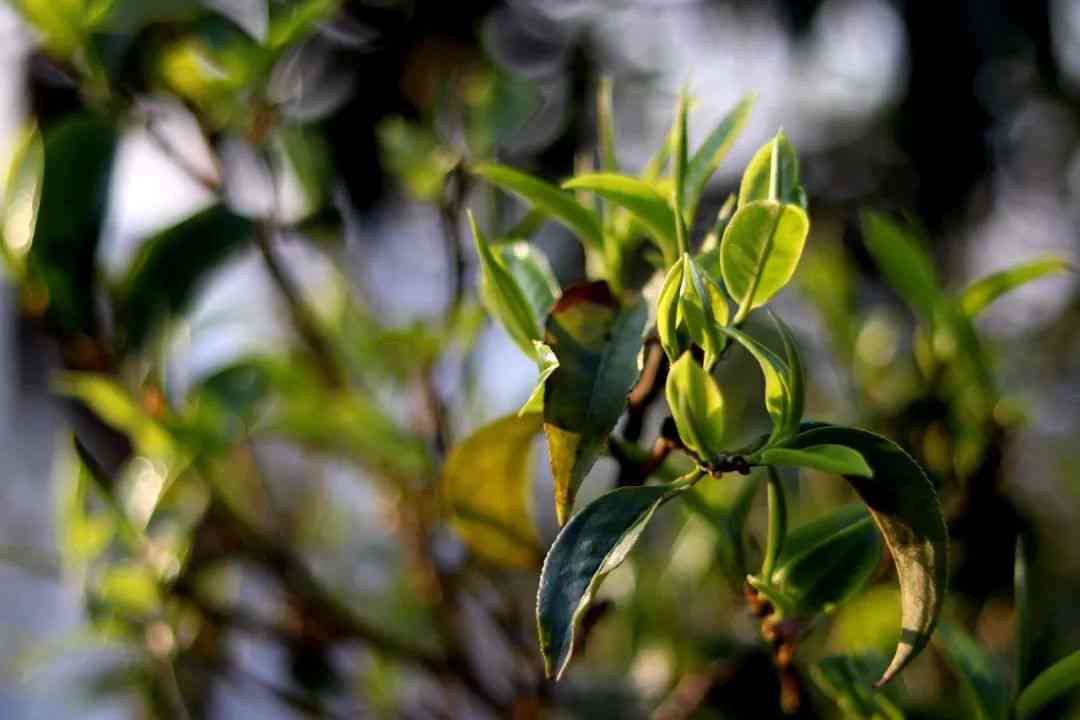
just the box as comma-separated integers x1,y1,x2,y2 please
721,200,809,317
685,94,755,220
666,352,726,463
543,282,647,525
860,211,943,320
759,445,873,478
786,425,948,686
738,131,801,208
520,341,560,416
1016,649,1080,720
960,256,1071,318
441,413,543,568
717,325,792,439
811,655,905,720
471,212,544,359
563,174,678,264
537,483,683,679
473,163,603,250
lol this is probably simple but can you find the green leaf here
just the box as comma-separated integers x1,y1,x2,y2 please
716,325,792,440
759,445,873,478
666,352,726,463
771,312,805,428
542,282,647,525
519,341,560,416
26,114,117,335
563,174,678,265
960,256,1072,317
934,622,1009,720
1,121,43,275
811,655,905,720
596,76,617,172
685,94,755,221
786,425,948,686
681,254,729,371
738,131,802,208
537,483,683,679
860,211,944,320
1016,650,1080,720
440,413,543,568
656,255,689,363
495,241,560,322
472,163,602,250
766,504,882,618
122,205,253,350
721,200,809,317
471,212,544,359
671,90,690,257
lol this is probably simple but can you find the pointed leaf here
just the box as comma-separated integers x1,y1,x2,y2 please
656,256,689,363
786,425,948,686
543,282,647,525
771,312,805,429
520,341,560,416
471,212,544,359
860,211,944,320
666,352,726,463
759,445,873,478
721,200,809,315
960,256,1071,317
768,505,882,618
934,622,1010,720
685,94,755,220
495,241,560,324
1016,650,1080,720
441,413,543,568
473,163,603,250
123,205,253,350
563,174,678,264
537,483,683,679
738,131,802,208
681,254,729,370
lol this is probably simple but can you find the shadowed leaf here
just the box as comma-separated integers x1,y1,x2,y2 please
934,622,1009,720
1016,650,1080,720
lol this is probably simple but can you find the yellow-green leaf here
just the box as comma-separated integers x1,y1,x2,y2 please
472,163,602,250
759,445,873,478
860,211,944,321
685,94,755,220
721,200,809,316
738,131,802,208
563,174,678,265
716,325,792,440
440,413,543,568
519,341,560,416
666,352,726,463
960,256,1072,318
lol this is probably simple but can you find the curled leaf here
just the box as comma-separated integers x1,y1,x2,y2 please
666,352,726,463
786,425,948,686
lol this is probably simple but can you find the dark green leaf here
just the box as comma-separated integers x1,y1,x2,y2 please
786,425,948,686
759,445,873,478
934,622,1009,720
441,413,543,568
1016,650,1080,720
122,205,252,350
721,200,809,316
26,114,117,335
563,174,678,264
685,94,755,220
960,256,1071,318
542,282,647,525
537,483,683,679
766,504,882,618
473,163,602,250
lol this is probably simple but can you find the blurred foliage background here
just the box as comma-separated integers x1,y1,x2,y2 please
0,0,1078,718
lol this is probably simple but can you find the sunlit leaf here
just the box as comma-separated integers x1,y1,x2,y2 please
1016,649,1080,720
563,174,678,264
471,211,543,359
473,163,602,250
681,254,729,371
786,425,948,686
934,622,1009,720
759,445,873,478
716,325,792,439
495,241,560,324
737,131,802,208
537,483,684,679
811,655,905,720
656,256,689,363
684,94,755,220
860,211,944,320
542,282,647,525
441,413,543,568
520,341,559,415
771,311,804,428
762,504,882,618
1,122,43,275
960,256,1072,318
122,205,253,350
666,352,726,463
721,200,809,316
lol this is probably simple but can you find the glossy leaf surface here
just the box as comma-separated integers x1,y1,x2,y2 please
759,445,873,478
721,200,809,314
666,352,726,463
